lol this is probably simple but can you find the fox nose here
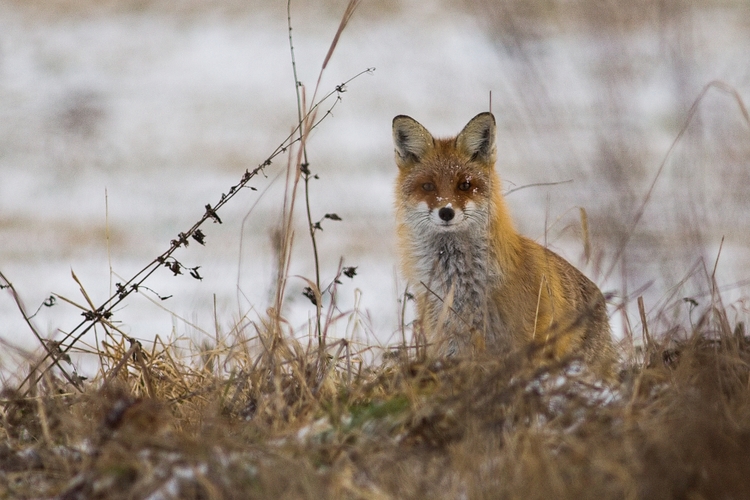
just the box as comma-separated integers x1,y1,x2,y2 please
438,206,455,222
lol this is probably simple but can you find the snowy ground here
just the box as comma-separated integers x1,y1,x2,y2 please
1,0,749,379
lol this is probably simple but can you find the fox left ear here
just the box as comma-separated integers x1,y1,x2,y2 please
392,115,434,168
456,112,496,164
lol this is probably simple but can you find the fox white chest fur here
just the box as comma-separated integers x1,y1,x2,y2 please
392,112,616,373
401,199,499,355
393,112,513,356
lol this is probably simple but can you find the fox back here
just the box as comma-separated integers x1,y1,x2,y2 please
392,112,616,375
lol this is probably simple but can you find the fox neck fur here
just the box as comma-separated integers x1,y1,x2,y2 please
398,179,524,355
393,112,525,356
391,112,616,376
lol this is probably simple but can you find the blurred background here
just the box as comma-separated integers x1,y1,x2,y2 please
1,0,749,377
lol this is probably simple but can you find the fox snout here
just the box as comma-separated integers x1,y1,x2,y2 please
430,202,467,228
438,205,455,222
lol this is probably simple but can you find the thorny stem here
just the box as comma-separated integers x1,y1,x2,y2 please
14,67,373,397
0,272,83,391
288,0,323,345
303,171,323,344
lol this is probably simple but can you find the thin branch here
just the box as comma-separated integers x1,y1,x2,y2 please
15,68,372,396
0,272,83,391
504,179,573,197
288,0,322,343
604,80,750,282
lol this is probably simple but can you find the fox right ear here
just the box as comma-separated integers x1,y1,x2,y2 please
392,115,434,167
456,112,496,164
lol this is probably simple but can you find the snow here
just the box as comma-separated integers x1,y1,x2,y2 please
1,1,749,378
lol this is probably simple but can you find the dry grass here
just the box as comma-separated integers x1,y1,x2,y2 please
2,1,750,498
2,302,750,499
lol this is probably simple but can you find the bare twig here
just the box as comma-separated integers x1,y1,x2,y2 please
0,271,83,391
15,68,372,396
287,0,364,346
637,296,651,351
288,0,323,343
504,179,573,197
604,80,750,282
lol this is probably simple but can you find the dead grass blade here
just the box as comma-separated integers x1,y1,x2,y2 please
604,80,750,282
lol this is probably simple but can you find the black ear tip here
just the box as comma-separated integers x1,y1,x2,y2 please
393,115,413,126
476,112,496,125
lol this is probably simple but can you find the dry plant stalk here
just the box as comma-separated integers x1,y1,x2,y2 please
11,43,371,399
3,4,750,500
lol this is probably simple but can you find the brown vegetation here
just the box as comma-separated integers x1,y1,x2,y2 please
2,305,750,498
2,1,749,498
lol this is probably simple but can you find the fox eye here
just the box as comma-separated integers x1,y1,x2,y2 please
422,182,435,192
458,181,471,191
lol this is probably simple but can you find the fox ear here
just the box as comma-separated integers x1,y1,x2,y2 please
456,112,496,164
392,115,434,167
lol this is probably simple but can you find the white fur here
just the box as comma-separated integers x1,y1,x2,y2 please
403,199,499,355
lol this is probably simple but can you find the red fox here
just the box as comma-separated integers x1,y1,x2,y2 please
392,112,616,375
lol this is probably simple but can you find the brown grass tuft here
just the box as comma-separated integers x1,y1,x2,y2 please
2,2,749,499
2,302,750,498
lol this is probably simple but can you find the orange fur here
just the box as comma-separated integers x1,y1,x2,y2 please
393,112,616,375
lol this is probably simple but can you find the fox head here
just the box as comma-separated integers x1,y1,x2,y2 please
392,112,498,233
